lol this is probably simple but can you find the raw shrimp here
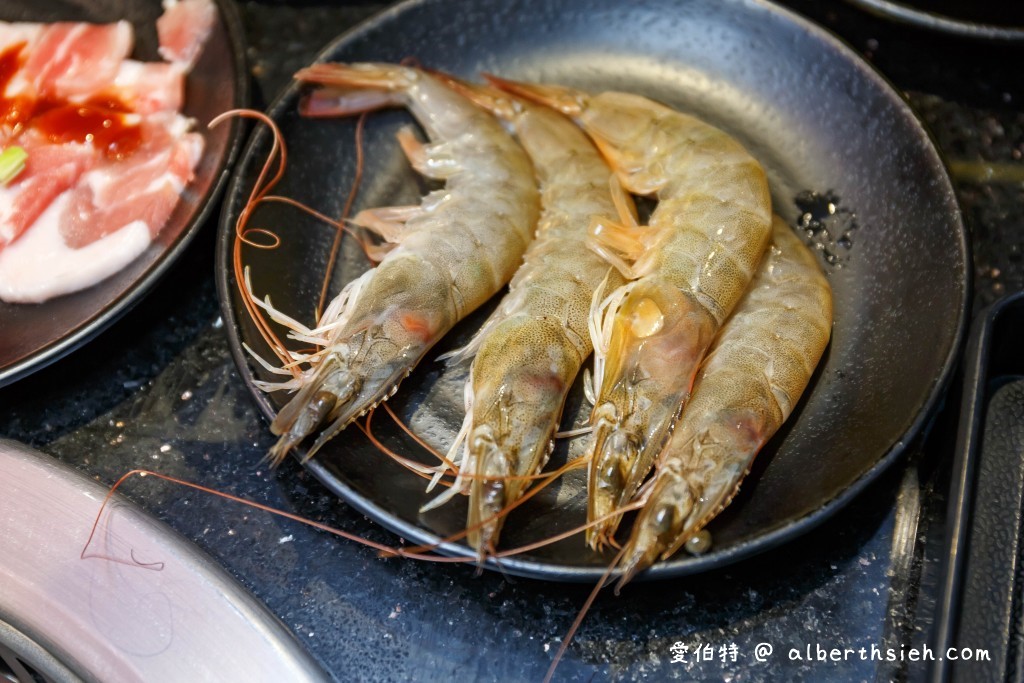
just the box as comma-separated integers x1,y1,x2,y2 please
489,76,772,548
617,216,833,585
423,76,629,554
259,64,539,464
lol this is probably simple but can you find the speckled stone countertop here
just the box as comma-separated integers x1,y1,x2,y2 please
1,2,1022,681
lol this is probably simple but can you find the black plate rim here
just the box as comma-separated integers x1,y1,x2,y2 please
216,0,969,582
0,0,250,389
845,0,1024,41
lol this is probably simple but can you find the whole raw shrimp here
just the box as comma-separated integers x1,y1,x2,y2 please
422,75,628,554
258,64,539,464
617,216,833,585
489,76,773,548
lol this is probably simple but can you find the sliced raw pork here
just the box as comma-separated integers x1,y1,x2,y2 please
0,7,214,303
21,21,133,99
0,192,151,304
0,23,42,52
106,60,185,114
0,137,93,247
157,0,216,70
59,116,204,249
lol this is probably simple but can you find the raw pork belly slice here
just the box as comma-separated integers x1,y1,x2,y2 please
59,119,204,249
0,139,93,246
22,21,133,99
0,192,152,304
0,5,214,303
157,0,216,70
0,23,41,52
107,60,185,114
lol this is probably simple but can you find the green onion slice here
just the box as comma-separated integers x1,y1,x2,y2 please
0,146,28,186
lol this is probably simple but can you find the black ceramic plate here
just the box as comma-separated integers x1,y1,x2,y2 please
218,0,968,581
0,0,247,388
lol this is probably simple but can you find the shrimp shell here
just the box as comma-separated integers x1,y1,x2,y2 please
422,77,628,554
488,77,773,547
618,216,833,585
258,64,539,465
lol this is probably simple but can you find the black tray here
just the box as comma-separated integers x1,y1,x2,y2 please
932,290,1024,682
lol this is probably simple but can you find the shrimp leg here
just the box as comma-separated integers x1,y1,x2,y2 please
618,216,833,585
260,64,539,464
489,76,773,548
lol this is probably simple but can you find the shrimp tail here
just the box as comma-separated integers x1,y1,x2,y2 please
295,63,416,117
299,86,404,118
482,73,586,116
295,63,415,91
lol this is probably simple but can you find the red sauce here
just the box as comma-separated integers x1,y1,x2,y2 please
32,100,142,160
0,43,32,129
0,43,21,91
0,42,142,160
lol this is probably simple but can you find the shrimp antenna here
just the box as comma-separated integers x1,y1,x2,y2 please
393,456,590,556
83,466,647,683
212,109,297,373
544,545,628,683
81,469,479,565
357,408,457,484
382,402,449,464
318,112,369,320
365,404,577,488
215,110,375,378
82,468,647,570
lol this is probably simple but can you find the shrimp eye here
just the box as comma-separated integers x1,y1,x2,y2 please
652,504,676,537
685,530,713,556
607,429,638,468
481,480,504,510
597,460,623,491
308,391,338,425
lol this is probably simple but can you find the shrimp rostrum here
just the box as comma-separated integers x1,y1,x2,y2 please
258,64,539,465
618,216,833,585
489,76,773,548
423,75,628,554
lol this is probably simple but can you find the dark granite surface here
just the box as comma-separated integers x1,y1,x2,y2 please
1,1,1022,681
